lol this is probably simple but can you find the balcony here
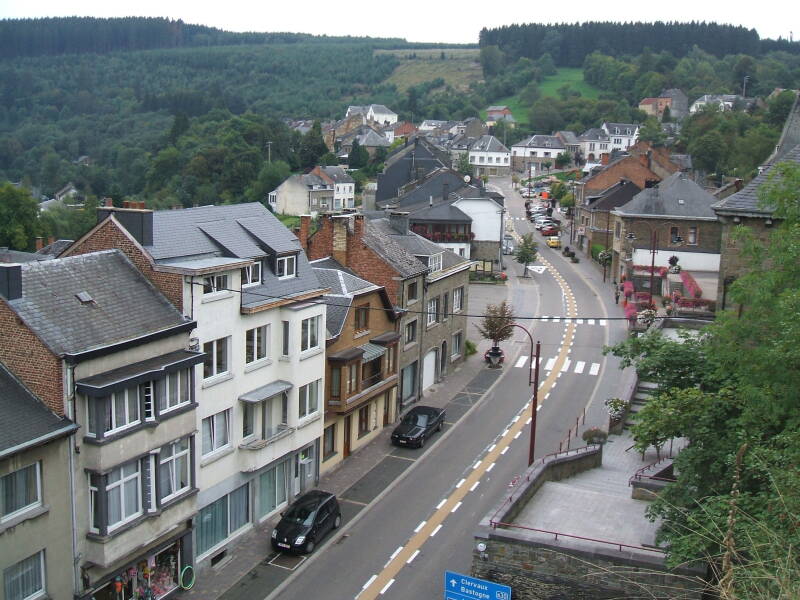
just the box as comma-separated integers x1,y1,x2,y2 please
410,226,474,243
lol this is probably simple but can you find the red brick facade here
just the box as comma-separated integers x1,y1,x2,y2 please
0,301,64,415
62,218,184,311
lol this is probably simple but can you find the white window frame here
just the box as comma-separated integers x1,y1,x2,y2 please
202,410,231,456
427,298,439,326
245,325,270,364
300,315,320,352
203,274,228,294
428,253,442,272
203,337,229,380
3,550,46,600
241,262,262,288
159,438,191,503
276,255,297,279
106,461,142,532
0,463,42,523
108,387,141,434
453,286,463,312
298,380,320,419
159,370,191,414
452,332,463,358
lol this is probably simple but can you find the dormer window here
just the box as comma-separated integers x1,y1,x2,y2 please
428,253,443,273
241,261,262,288
277,255,297,279
203,274,228,294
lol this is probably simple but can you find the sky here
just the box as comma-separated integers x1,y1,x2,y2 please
0,0,794,45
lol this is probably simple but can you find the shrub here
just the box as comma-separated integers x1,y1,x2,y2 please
464,339,477,357
582,427,608,444
623,280,635,298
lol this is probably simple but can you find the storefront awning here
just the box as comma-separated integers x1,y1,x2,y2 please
239,380,293,404
76,350,205,397
358,342,386,362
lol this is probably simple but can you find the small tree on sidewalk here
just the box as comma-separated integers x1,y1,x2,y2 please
514,233,538,277
476,300,516,347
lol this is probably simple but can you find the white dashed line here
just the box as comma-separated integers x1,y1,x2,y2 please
488,444,496,452
436,499,446,510
587,319,595,325
470,481,479,491
456,478,466,489
414,521,426,533
501,446,509,455
363,575,377,590
599,319,607,326
431,524,442,537
407,550,420,564
473,461,482,469
380,579,395,594
514,431,521,439
537,405,542,411
545,393,550,399
487,462,495,472
451,502,462,513
526,417,532,424
574,361,585,374
512,416,519,423
514,356,528,368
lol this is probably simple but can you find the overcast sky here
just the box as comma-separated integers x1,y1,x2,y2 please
0,0,794,45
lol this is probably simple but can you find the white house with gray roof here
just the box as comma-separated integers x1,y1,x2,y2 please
345,104,398,126
601,122,640,152
469,135,511,177
511,135,566,173
62,203,329,573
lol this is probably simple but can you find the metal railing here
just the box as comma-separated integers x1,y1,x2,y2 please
487,521,665,554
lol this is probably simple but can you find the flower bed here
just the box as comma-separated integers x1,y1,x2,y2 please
622,280,635,298
633,291,652,303
680,271,703,298
676,297,715,309
624,303,638,322
633,265,669,277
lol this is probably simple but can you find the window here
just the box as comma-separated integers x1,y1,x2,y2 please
158,370,190,413
276,255,297,279
106,387,140,433
330,367,341,398
197,483,250,555
405,320,417,344
106,461,142,530
323,425,336,459
203,274,228,294
407,281,418,302
688,226,698,245
159,438,190,502
300,316,319,352
452,332,463,357
346,364,358,395
245,325,269,364
427,298,439,326
670,227,680,244
4,551,45,600
281,321,290,356
442,292,449,321
242,403,255,438
615,221,621,239
614,138,622,145
1,463,41,522
241,262,262,287
203,337,229,379
453,287,463,312
264,393,288,438
358,405,370,437
202,410,230,456
298,380,320,419
258,463,287,518
386,345,395,374
354,304,369,331
428,253,442,272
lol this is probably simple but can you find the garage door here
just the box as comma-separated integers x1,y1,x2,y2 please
422,350,437,391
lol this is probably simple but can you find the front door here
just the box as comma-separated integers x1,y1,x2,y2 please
422,350,437,391
383,391,390,426
344,415,352,457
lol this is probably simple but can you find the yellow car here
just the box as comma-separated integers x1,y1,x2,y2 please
546,236,561,248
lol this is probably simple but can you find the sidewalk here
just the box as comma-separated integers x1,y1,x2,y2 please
179,279,511,600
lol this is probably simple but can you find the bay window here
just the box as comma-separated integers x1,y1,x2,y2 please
1,463,41,522
158,438,190,502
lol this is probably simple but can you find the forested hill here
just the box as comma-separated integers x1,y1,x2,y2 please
480,21,800,67
0,17,406,59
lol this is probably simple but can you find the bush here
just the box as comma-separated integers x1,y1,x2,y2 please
464,339,477,357
582,427,608,444
590,243,605,261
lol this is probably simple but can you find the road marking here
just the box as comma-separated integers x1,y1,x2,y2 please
514,356,528,368
537,405,542,411
431,524,442,537
545,392,550,400
512,415,519,423
544,357,556,371
389,455,416,463
487,462,495,472
526,417,532,424
380,579,394,594
501,446,509,455
451,502,462,513
414,521,426,533
473,461,482,469
363,575,377,590
470,481,480,491
406,550,420,564
576,318,584,324
589,363,600,376
514,431,521,439
488,444,496,452
599,319,607,326
561,359,571,372
456,478,466,489
587,319,595,325
436,499,446,510
552,317,560,322
574,361,585,374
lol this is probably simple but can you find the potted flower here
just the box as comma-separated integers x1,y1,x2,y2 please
668,255,681,274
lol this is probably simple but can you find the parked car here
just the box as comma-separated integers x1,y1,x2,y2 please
271,490,341,554
535,220,556,230
541,226,560,236
546,236,562,248
391,406,446,448
502,238,515,255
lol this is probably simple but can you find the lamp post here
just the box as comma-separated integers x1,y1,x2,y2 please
486,324,541,465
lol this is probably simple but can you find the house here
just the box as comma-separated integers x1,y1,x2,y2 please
61,202,328,573
0,362,79,600
689,94,756,114
556,130,581,155
376,137,451,204
578,128,611,162
391,121,418,140
418,119,450,132
345,104,398,126
601,122,640,152
485,105,513,127
338,125,392,160
303,213,471,406
312,262,400,474
446,134,476,164
573,178,642,258
469,135,511,177
611,173,722,298
461,117,488,138
660,88,689,120
638,97,672,119
54,182,79,203
268,166,355,216
510,135,566,174
0,251,202,599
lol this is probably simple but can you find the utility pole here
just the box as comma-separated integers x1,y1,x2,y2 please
265,141,272,164
742,75,750,98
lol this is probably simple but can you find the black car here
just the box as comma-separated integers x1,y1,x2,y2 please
271,490,341,554
391,406,446,448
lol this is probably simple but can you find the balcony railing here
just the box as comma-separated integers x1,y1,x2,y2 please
362,372,383,389
410,228,474,243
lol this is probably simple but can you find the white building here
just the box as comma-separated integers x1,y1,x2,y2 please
269,166,355,216
346,104,398,126
469,135,511,177
511,134,566,172
601,122,640,152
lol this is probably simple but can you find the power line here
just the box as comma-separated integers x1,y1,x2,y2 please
191,281,710,322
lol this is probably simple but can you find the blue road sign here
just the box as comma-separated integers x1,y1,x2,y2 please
444,570,511,600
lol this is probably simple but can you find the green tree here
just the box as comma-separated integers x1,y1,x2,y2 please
476,300,515,345
480,45,505,78
348,139,369,170
637,117,666,146
689,130,726,173
244,160,291,205
554,152,571,169
456,153,472,177
528,100,564,134
514,233,538,277
0,183,40,250
298,121,328,170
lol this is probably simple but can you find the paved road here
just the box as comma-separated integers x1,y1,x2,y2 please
264,177,630,600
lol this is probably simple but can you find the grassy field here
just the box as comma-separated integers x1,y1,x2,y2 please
376,48,482,92
538,68,600,100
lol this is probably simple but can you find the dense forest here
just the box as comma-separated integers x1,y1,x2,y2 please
479,21,800,67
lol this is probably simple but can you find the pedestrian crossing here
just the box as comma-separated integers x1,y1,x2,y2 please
537,316,607,326
514,355,601,377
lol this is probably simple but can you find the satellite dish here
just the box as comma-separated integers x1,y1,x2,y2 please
463,175,471,183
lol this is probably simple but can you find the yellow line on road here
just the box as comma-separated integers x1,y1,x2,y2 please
359,257,578,599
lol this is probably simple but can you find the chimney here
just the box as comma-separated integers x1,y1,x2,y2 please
35,237,44,250
389,211,409,235
48,237,54,245
103,197,113,207
353,213,365,239
298,215,311,250
0,264,22,301
122,200,131,208
331,215,350,266
601,153,610,166
96,205,154,246
734,178,743,191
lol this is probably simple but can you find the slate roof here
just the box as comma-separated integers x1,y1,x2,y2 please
37,239,73,258
470,135,509,153
513,135,565,149
356,128,391,148
362,220,429,279
321,166,354,184
486,106,509,112
0,362,78,459
382,169,468,209
0,248,50,263
313,267,379,338
603,122,640,135
712,144,800,216
616,173,717,220
7,250,190,357
586,179,643,212
407,201,471,223
376,139,449,203
556,131,580,145
579,128,610,142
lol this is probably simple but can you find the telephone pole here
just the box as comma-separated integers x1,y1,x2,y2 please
265,141,272,164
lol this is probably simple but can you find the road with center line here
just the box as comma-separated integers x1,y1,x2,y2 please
268,177,630,600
